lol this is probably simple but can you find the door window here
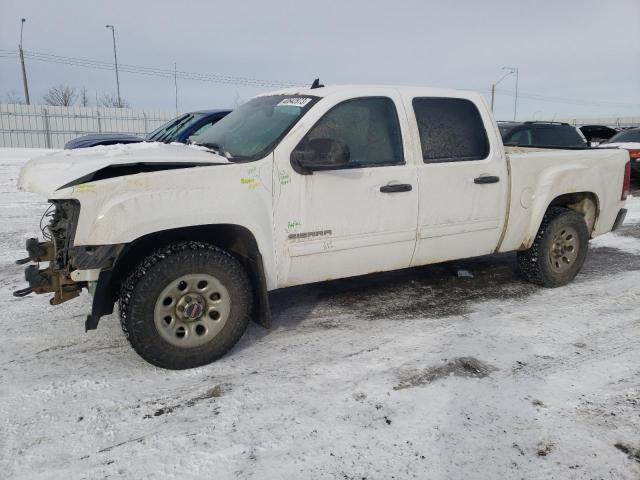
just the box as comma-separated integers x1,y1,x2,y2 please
294,97,404,169
413,98,489,162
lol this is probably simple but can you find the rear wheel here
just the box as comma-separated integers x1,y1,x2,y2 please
119,241,252,369
517,207,589,287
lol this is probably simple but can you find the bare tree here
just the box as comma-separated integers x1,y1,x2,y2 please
43,85,77,106
98,92,130,108
79,87,90,107
4,90,24,104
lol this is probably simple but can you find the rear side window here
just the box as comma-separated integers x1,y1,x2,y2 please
504,125,587,147
413,98,489,162
298,97,404,168
531,126,586,147
508,129,532,145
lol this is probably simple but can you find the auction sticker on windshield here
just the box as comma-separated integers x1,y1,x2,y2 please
277,97,313,108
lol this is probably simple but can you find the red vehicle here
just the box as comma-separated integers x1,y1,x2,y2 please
600,128,640,176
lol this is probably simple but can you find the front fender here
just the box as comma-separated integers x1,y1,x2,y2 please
64,159,277,288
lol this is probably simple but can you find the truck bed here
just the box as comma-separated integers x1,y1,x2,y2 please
499,147,629,252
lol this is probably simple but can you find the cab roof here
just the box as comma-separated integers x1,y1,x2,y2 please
261,84,480,100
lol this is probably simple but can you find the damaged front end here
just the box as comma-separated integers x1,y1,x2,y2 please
14,200,83,304
13,200,124,329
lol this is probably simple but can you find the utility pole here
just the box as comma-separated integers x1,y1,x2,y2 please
503,66,519,120
513,67,519,121
174,62,178,114
490,67,515,112
490,83,495,111
19,18,30,105
105,24,121,107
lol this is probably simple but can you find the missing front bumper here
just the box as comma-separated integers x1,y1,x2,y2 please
13,229,125,330
12,238,82,305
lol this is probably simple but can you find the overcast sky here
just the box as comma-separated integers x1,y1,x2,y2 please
1,0,639,120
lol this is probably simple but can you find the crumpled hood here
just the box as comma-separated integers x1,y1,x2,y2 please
18,142,229,197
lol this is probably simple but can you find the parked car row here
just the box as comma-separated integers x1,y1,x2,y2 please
64,105,639,181
64,109,231,149
498,121,635,147
497,121,639,177
498,121,589,148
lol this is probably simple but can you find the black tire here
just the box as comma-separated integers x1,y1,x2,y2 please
119,241,252,369
517,207,589,288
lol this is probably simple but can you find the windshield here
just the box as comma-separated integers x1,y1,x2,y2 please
606,130,640,144
192,95,318,161
147,113,206,142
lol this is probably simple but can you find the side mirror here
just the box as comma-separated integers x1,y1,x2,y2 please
291,138,350,174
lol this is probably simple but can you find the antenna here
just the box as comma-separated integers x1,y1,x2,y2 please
310,78,324,89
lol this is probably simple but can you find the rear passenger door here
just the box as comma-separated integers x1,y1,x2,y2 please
408,96,509,266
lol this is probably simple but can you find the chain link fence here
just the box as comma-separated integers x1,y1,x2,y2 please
557,117,640,127
2,103,639,150
0,104,178,149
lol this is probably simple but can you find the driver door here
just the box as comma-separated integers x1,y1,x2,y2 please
272,94,418,288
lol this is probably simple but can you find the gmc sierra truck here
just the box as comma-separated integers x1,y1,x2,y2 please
14,84,630,369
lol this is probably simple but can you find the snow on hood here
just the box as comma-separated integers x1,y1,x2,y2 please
18,142,229,197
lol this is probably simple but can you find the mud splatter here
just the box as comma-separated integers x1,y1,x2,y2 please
145,384,228,418
536,442,554,457
394,357,497,390
614,443,640,463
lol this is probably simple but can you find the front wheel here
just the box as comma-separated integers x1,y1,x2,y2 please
517,207,589,288
119,241,252,369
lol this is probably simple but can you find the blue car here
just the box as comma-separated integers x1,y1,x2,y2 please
64,109,231,149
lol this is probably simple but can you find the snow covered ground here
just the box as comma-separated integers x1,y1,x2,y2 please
0,148,639,479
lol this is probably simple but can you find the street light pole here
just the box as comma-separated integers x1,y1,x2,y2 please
105,24,121,107
503,66,519,120
514,67,519,121
174,62,178,114
490,68,515,111
18,18,30,105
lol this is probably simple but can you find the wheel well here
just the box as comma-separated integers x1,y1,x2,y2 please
548,192,599,233
99,224,271,328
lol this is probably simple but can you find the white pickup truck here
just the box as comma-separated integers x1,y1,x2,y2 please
15,84,630,369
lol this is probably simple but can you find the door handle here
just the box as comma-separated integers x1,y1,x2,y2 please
380,183,412,193
474,175,500,184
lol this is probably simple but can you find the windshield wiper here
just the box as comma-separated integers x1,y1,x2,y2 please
195,142,229,158
154,115,193,143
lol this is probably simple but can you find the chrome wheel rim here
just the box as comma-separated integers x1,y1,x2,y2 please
548,226,579,273
153,274,231,348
